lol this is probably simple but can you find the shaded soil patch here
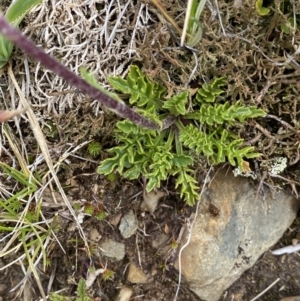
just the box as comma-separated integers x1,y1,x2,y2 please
0,0,300,300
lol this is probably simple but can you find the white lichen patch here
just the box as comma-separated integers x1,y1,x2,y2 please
268,157,287,175
233,167,257,180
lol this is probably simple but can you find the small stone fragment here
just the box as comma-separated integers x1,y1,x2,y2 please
0,284,6,293
67,222,76,232
127,263,148,284
141,190,165,214
99,238,125,262
23,281,33,301
119,210,138,238
280,297,300,301
152,232,170,249
109,212,122,226
115,286,133,301
90,228,101,241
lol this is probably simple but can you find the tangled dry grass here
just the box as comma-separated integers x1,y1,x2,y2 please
0,0,300,300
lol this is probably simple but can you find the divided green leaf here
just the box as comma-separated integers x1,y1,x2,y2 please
162,91,188,116
108,65,166,112
195,77,226,103
186,101,266,125
97,66,265,205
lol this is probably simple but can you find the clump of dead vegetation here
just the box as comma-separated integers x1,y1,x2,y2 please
0,0,299,300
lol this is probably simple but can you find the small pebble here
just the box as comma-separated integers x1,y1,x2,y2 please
115,286,133,301
90,228,101,241
99,238,125,262
141,190,165,214
119,210,138,239
127,263,148,284
0,284,6,293
280,296,300,301
109,213,122,227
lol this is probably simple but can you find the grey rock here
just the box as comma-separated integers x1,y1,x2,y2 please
119,210,138,239
175,167,299,301
127,263,148,284
99,238,125,262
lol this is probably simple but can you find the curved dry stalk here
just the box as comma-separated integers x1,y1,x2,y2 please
148,0,182,36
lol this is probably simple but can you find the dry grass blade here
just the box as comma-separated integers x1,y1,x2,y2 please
0,16,160,130
7,65,86,240
2,125,31,176
249,278,281,301
7,65,89,299
148,0,182,35
181,0,206,46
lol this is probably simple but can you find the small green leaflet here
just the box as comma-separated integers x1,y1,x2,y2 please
0,0,43,68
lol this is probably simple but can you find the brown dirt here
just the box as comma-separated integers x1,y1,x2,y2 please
1,0,300,300
1,169,300,301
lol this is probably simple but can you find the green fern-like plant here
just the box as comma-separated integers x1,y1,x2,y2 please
49,293,72,301
49,278,90,301
97,65,265,205
76,278,91,301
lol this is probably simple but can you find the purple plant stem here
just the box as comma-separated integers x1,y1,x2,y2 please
0,16,160,130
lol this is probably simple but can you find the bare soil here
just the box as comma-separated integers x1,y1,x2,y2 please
1,0,300,300
1,168,300,301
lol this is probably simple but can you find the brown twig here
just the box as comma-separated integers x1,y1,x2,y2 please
256,80,276,104
269,172,300,186
253,121,276,140
243,133,262,146
267,114,300,135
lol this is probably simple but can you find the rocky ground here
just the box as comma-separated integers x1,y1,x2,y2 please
0,0,300,300
1,165,300,301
